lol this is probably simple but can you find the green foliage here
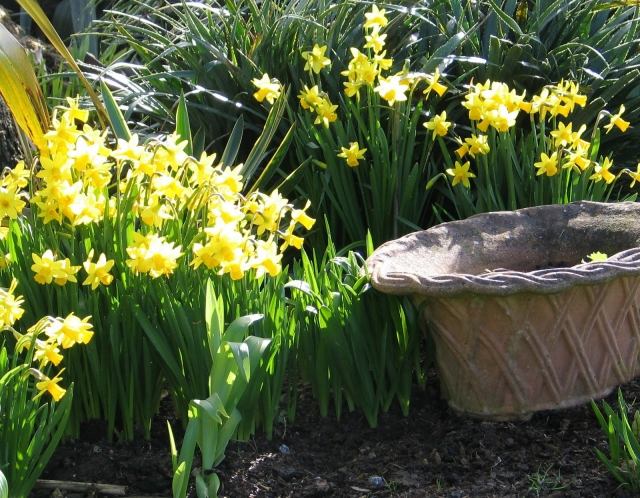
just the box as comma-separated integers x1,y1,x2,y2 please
169,281,271,498
287,231,422,426
14,0,109,127
0,470,7,498
527,464,567,497
592,389,640,491
0,342,73,498
453,0,640,154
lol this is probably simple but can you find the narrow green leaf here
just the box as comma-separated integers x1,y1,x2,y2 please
15,0,109,127
221,115,243,167
176,93,193,156
100,80,131,140
0,469,8,498
487,0,524,36
0,23,49,148
225,314,264,343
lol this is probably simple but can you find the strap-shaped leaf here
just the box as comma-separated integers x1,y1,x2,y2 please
175,94,192,156
0,469,8,498
221,115,243,167
0,23,48,149
224,314,263,343
15,0,109,127
100,80,131,140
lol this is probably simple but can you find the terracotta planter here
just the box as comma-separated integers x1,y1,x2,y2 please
367,201,640,419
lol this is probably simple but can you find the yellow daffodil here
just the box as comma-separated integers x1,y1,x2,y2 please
280,222,305,251
31,250,67,285
374,75,409,106
63,96,90,123
251,73,282,104
34,338,64,367
0,186,26,220
83,250,115,290
590,157,616,184
126,232,183,278
423,68,447,98
564,146,591,172
627,163,640,188
465,134,490,157
291,202,316,230
35,371,66,401
338,142,367,167
313,98,339,128
534,152,559,177
586,251,608,263
364,27,387,53
301,44,331,74
0,279,24,328
250,239,283,278
423,111,451,139
364,5,388,30
446,161,476,188
3,160,29,189
298,85,322,110
550,121,574,148
45,313,94,349
604,105,630,134
251,189,290,235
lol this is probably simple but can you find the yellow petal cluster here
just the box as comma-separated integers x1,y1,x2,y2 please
8,99,315,288
301,44,331,74
462,80,526,132
338,142,367,167
5,291,94,402
31,250,80,286
251,73,282,104
0,279,24,328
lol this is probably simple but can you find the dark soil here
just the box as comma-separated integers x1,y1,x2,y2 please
35,375,640,498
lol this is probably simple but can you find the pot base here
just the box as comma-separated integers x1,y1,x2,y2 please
419,276,640,420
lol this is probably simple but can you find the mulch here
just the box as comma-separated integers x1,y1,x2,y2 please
34,372,640,498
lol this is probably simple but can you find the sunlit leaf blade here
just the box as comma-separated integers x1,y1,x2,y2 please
15,0,109,127
0,469,8,498
100,80,131,140
175,94,192,156
0,23,48,149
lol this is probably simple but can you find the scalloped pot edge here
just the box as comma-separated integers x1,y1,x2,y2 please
366,201,640,419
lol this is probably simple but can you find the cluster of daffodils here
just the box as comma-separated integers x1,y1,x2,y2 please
446,80,635,189
0,279,93,401
251,5,449,169
5,98,314,288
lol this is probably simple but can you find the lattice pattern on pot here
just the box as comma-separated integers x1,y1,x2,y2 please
425,277,640,418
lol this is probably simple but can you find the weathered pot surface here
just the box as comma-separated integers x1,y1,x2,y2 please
367,201,640,419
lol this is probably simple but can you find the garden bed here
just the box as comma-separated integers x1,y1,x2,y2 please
37,374,639,498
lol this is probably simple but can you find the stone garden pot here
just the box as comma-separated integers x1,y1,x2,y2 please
367,201,640,419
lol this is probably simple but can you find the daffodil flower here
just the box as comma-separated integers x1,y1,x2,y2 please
534,152,559,177
423,111,451,138
604,105,630,134
301,44,331,74
251,73,282,104
338,142,367,167
446,161,476,188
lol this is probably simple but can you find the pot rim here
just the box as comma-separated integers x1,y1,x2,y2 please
368,202,640,297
